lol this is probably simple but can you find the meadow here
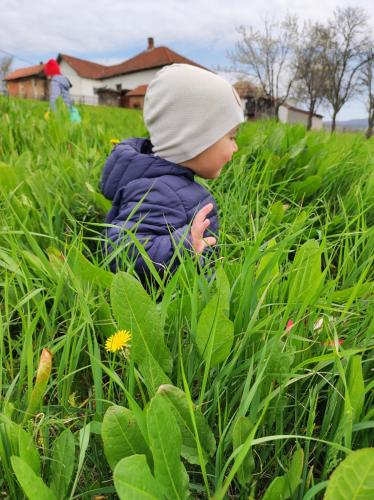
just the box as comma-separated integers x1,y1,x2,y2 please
0,96,373,499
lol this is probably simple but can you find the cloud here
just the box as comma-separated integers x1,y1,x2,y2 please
2,0,245,57
4,0,373,61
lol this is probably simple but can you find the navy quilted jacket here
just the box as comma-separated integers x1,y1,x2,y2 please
101,138,218,276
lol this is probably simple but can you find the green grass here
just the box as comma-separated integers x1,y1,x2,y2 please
0,96,373,499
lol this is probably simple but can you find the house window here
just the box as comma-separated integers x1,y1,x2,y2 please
116,84,122,91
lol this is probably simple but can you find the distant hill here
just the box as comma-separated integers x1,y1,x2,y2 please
323,118,368,131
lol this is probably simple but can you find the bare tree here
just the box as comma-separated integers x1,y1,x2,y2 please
358,48,374,138
0,55,13,94
229,15,299,119
293,22,330,130
323,7,372,133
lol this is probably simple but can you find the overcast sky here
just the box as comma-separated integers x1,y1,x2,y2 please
2,0,374,120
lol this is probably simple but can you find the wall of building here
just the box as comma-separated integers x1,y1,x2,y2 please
58,61,98,104
311,115,323,130
278,105,322,130
278,105,289,123
59,62,158,105
98,92,121,107
102,68,159,91
127,95,145,109
287,108,310,127
59,61,82,94
6,78,47,99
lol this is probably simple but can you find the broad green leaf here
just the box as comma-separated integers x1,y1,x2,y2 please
138,355,172,396
111,272,172,393
232,416,255,486
85,181,112,212
324,448,374,499
267,339,295,384
288,240,323,306
157,384,216,464
22,250,51,280
67,246,113,289
215,266,231,312
0,249,23,275
113,455,164,500
18,427,41,476
7,192,28,220
0,162,22,193
96,294,116,338
195,267,233,367
0,414,40,475
288,137,307,159
102,405,150,470
196,299,234,367
262,476,287,500
11,456,57,500
284,446,304,494
27,171,51,208
270,201,286,225
292,175,322,199
262,446,303,500
346,355,365,422
50,429,75,498
331,282,374,303
147,395,189,499
256,238,279,283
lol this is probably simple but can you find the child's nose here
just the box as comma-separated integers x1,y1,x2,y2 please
233,141,238,153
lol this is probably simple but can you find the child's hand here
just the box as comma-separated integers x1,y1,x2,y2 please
191,203,217,254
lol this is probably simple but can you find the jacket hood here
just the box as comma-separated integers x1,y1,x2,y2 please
101,138,194,201
53,75,72,90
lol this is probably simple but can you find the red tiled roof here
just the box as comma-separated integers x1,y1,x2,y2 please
5,63,44,81
58,47,208,80
57,53,107,79
5,45,209,82
102,46,207,78
126,84,148,96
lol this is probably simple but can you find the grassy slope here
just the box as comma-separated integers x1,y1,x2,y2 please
0,97,373,499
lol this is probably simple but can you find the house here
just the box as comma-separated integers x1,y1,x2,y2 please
123,84,148,109
4,63,48,100
5,38,207,106
233,81,265,114
233,80,323,130
278,103,323,130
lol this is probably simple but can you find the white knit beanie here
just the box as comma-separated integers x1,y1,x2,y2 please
143,64,244,164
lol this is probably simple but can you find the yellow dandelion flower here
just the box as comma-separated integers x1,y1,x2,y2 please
110,138,120,145
105,330,132,353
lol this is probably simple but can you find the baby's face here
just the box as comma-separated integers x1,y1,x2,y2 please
181,127,239,179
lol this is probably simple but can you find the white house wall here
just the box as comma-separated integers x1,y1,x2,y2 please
279,105,322,130
102,68,159,90
287,108,309,127
60,62,160,105
59,61,82,95
278,105,289,123
311,116,323,130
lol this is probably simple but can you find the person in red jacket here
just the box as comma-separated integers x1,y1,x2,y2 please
43,59,73,110
43,59,80,122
